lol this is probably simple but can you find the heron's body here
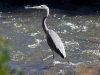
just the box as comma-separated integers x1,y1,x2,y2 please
42,16,66,59
47,29,66,58
25,5,70,64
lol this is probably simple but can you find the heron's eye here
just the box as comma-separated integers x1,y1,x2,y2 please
41,6,44,8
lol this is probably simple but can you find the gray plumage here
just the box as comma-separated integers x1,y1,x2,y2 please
47,29,66,58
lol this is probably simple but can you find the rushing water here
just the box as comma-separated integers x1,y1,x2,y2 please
0,7,100,75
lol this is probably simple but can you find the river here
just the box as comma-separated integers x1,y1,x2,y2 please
0,6,100,75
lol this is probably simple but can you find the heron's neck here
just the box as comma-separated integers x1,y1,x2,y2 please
42,8,49,34
42,16,48,34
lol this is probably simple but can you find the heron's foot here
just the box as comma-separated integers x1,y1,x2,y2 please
68,61,75,65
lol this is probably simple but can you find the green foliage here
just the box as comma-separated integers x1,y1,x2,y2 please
0,38,10,75
0,37,23,75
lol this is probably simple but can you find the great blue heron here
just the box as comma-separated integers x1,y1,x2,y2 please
25,5,72,64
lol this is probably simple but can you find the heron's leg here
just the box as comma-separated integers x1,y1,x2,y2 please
51,49,55,62
52,50,57,65
65,57,70,63
65,57,72,65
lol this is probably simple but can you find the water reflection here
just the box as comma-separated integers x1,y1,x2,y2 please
0,7,100,75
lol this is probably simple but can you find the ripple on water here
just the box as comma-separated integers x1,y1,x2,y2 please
58,20,88,32
28,39,42,48
2,21,12,24
14,23,22,28
11,51,24,61
29,31,40,36
65,40,79,50
82,49,100,56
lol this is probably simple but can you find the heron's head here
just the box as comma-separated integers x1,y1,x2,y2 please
25,5,49,17
25,5,48,10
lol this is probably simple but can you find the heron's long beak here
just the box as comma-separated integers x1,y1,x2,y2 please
25,6,41,9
